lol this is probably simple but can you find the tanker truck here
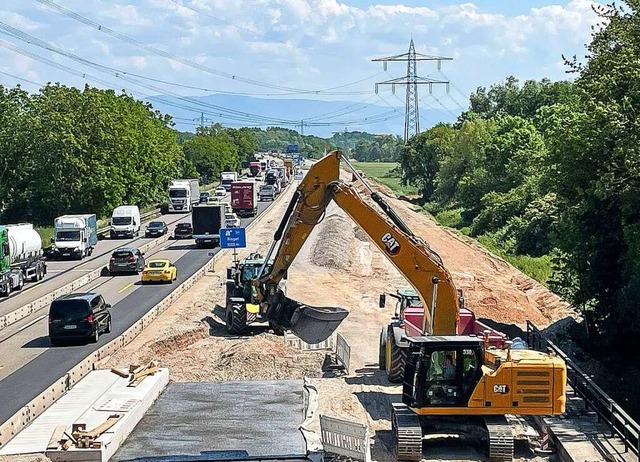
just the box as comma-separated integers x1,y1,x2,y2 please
0,224,47,296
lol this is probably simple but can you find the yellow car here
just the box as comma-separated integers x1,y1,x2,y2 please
141,259,177,284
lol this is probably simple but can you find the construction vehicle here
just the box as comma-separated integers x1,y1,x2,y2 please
224,150,567,461
378,287,507,382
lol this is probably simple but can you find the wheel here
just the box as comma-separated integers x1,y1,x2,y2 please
91,327,100,343
105,316,112,334
226,302,247,335
385,325,407,383
379,327,387,371
15,276,24,291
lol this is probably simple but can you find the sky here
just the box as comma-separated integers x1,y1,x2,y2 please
0,0,604,133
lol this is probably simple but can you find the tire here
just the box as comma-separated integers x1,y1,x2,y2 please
105,316,112,334
16,276,24,291
226,302,247,335
379,327,387,371
225,281,236,307
90,327,100,344
385,326,407,383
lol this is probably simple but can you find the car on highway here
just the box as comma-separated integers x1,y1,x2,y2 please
225,212,241,228
141,259,177,284
109,247,145,275
295,171,303,180
214,186,226,197
199,191,211,203
144,220,168,238
48,293,112,345
174,222,193,239
259,184,275,201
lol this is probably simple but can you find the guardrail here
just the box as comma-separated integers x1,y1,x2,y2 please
526,321,640,458
0,180,293,449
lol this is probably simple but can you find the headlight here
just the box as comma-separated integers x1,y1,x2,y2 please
74,247,80,252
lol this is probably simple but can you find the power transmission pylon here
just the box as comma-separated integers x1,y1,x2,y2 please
297,120,308,135
373,39,451,142
193,112,214,130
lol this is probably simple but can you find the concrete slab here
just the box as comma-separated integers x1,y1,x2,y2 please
0,368,169,462
112,380,308,461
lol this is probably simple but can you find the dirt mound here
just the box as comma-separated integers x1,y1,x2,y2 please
148,326,209,356
310,213,353,269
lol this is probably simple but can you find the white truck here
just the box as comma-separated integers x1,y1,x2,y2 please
167,179,200,213
50,214,98,260
110,205,141,239
220,172,238,191
0,224,47,296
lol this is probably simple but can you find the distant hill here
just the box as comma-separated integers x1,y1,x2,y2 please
145,94,461,137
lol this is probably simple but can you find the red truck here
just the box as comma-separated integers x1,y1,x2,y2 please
249,162,261,177
230,181,258,218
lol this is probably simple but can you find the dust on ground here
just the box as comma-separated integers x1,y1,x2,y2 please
104,170,566,461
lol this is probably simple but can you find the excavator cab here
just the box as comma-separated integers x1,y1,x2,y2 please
402,336,484,408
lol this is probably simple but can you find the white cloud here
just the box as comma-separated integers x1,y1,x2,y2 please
0,0,603,132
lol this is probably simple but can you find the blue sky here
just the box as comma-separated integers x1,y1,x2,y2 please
0,0,603,134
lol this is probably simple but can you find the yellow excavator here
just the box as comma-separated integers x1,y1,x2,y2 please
225,150,567,461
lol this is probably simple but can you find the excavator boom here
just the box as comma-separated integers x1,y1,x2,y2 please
256,150,459,343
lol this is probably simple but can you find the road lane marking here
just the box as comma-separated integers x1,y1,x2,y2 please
118,282,134,293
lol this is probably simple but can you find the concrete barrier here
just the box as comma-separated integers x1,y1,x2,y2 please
0,233,172,333
0,181,293,449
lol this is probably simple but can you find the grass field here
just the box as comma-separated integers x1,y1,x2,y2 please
351,161,418,196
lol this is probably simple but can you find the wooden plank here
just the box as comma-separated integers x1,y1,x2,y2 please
110,367,129,378
46,425,66,450
82,413,122,439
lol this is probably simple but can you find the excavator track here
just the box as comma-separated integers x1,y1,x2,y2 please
391,403,422,461
484,415,514,462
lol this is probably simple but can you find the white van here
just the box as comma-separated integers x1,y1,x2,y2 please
110,205,141,239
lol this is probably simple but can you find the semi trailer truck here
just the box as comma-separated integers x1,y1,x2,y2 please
167,179,199,213
0,224,47,296
192,204,225,248
230,181,258,218
220,172,238,191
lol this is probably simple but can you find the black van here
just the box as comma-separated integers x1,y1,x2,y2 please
48,293,112,345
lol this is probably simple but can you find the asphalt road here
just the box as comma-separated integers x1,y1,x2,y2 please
0,197,271,424
0,210,194,318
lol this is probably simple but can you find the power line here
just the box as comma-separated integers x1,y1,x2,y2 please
34,0,380,96
373,39,451,142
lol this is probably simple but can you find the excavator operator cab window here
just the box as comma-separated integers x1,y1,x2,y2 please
412,345,484,407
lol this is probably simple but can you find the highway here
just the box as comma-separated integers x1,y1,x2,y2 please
0,197,271,424
0,210,194,318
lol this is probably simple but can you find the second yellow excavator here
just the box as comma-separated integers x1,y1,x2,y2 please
224,150,566,461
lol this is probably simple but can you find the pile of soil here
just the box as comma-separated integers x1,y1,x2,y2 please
310,213,353,270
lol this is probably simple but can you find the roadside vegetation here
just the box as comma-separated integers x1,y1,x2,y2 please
397,2,640,358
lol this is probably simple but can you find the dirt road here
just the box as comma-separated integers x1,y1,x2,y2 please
105,172,570,461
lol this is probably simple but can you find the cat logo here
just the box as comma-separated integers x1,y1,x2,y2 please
493,384,509,394
381,232,400,255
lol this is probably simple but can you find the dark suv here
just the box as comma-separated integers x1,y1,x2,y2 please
109,247,145,274
174,222,193,239
199,191,211,203
48,293,112,345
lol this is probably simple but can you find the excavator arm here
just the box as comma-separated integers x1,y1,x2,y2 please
256,150,460,344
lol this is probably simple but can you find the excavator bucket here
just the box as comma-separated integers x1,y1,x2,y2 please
274,297,349,344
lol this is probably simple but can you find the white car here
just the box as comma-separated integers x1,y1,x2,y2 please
225,212,241,228
214,186,226,197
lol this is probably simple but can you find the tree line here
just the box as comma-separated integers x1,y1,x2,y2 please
400,2,640,355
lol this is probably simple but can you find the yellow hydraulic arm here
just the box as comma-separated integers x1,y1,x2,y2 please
256,150,460,343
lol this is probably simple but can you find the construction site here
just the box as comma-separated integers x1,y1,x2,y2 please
0,153,637,462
